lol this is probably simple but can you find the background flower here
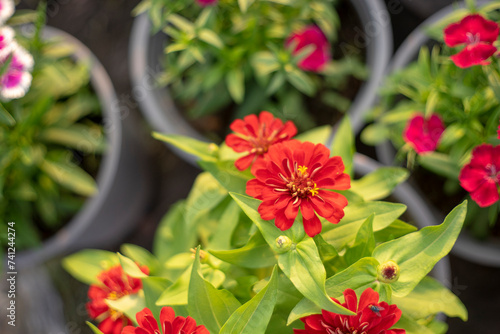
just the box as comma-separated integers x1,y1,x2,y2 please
246,140,350,237
87,265,149,334
286,25,331,72
226,111,297,171
196,0,217,7
294,288,405,334
0,26,14,58
0,0,14,25
403,113,444,154
444,14,499,68
0,42,34,100
459,144,500,207
122,307,209,334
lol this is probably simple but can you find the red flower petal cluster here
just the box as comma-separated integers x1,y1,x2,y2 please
87,264,149,334
459,144,500,207
286,25,331,72
444,14,499,68
226,111,297,171
122,307,209,334
294,288,405,334
196,0,217,7
403,113,445,154
246,140,350,237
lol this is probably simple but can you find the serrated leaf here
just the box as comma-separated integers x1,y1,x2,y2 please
220,266,278,334
350,167,409,201
152,132,218,162
373,202,467,297
188,248,241,333
62,250,119,285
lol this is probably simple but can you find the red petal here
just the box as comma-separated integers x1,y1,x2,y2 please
343,289,358,313
302,214,322,237
225,134,252,152
258,200,278,220
358,288,379,311
444,14,499,46
160,306,175,332
275,209,295,230
459,165,487,192
450,43,497,68
469,144,494,168
470,180,500,207
235,153,257,171
121,326,137,334
310,197,334,218
300,200,315,220
136,308,159,333
246,178,265,199
284,200,300,220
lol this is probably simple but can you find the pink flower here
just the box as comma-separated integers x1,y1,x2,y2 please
286,25,331,72
225,111,297,171
444,14,499,68
196,0,217,7
0,0,14,25
0,26,14,59
459,144,500,207
403,113,445,154
0,42,33,100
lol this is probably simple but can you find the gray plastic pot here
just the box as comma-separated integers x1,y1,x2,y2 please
14,26,154,270
130,0,393,166
375,0,500,267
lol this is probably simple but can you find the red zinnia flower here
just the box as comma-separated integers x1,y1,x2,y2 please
196,0,217,7
294,288,405,334
122,307,209,334
444,14,499,68
87,264,149,334
403,113,445,154
226,111,297,171
246,140,350,237
459,144,500,207
286,25,331,72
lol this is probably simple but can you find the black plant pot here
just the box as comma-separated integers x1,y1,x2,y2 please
374,0,500,267
129,0,393,166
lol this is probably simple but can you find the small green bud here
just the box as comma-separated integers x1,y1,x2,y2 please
275,235,292,252
377,260,400,283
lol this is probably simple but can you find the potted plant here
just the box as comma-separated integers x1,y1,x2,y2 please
63,113,466,334
1,1,153,270
129,0,392,165
361,0,500,266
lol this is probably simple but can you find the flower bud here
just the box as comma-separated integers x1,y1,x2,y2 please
377,260,400,283
275,235,293,252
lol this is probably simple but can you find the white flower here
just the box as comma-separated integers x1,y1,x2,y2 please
0,26,15,59
0,42,34,100
0,0,14,25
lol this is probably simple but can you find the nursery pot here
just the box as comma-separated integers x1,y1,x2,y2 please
13,26,154,270
130,0,393,166
375,0,500,267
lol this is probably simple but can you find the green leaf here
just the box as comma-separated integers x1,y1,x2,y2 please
238,0,255,13
40,159,97,196
373,201,467,297
251,51,280,77
393,276,467,321
39,125,106,153
167,14,195,34
331,116,354,176
62,250,119,285
121,244,160,274
86,321,105,334
106,292,145,324
288,257,379,324
286,68,316,96
198,29,224,49
418,152,460,179
0,103,15,126
294,125,332,144
361,123,390,145
156,265,192,306
208,200,241,250
394,313,435,334
229,193,306,250
199,160,252,194
374,220,418,243
226,68,245,104
278,238,354,317
152,132,218,162
210,230,276,268
188,247,241,333
322,202,407,250
350,167,409,201
118,253,148,278
142,277,171,319
344,214,375,265
185,172,228,224
220,266,278,334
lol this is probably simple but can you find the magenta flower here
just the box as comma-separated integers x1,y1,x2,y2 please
0,0,14,25
444,14,499,68
0,43,34,100
0,26,14,59
196,0,217,7
403,113,445,154
286,25,331,72
459,144,500,208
